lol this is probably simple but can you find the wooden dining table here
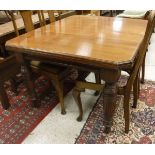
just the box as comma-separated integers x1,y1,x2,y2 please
5,15,147,133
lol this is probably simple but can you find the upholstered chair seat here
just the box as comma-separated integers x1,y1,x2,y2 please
117,10,148,18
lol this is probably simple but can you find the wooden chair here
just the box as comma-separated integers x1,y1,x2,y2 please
37,10,55,26
72,11,155,133
0,11,21,108
117,10,151,84
7,10,75,114
78,10,100,16
57,10,74,20
0,11,11,24
90,10,100,16
0,56,21,109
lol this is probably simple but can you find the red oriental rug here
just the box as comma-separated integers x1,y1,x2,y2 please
76,79,155,144
0,71,78,144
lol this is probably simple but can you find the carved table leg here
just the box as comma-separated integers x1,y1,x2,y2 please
16,54,40,107
103,82,118,133
10,78,18,96
22,65,40,107
101,69,120,134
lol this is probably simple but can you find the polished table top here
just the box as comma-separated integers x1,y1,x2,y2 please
6,15,148,69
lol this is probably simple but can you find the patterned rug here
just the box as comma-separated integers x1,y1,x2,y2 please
0,71,78,144
76,79,155,144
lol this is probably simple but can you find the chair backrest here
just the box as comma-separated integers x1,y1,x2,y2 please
36,10,55,26
0,11,11,24
57,10,70,19
20,11,55,30
20,11,34,32
47,10,55,23
128,10,155,86
7,10,34,36
7,11,20,36
8,10,56,36
90,10,100,16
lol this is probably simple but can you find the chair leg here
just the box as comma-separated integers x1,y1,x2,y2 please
72,88,83,121
21,65,40,108
0,44,7,57
52,79,66,115
72,80,103,121
0,82,10,109
132,72,140,108
138,72,140,97
10,78,18,96
141,54,146,84
123,91,130,134
94,72,101,96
